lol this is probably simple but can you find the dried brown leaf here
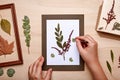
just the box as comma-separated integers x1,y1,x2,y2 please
0,35,14,56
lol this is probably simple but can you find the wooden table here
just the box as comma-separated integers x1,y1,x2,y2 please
0,0,120,80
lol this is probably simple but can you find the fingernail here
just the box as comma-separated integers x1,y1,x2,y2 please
50,68,52,72
76,39,79,42
75,37,78,40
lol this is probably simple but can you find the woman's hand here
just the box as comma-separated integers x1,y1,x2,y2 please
28,56,52,80
76,35,108,80
76,35,98,65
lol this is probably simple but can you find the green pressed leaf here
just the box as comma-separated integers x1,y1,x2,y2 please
98,27,103,30
51,53,55,58
24,29,30,35
72,38,75,42
57,23,60,32
23,24,30,30
26,42,30,47
110,50,114,63
56,37,60,42
60,35,63,42
56,36,63,42
23,16,30,24
69,57,73,62
106,61,112,73
112,22,120,30
26,34,31,40
60,31,62,35
63,42,66,48
55,28,58,32
55,32,59,37
22,16,31,54
57,41,62,48
0,68,4,76
7,68,15,77
23,22,28,26
22,25,26,29
24,30,29,35
25,38,30,43
0,19,11,35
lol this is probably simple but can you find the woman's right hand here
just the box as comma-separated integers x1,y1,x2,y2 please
75,35,98,65
76,35,108,80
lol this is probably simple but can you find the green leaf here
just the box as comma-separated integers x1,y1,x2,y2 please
112,22,120,30
24,30,30,35
7,68,15,77
55,32,59,37
23,22,28,26
26,42,30,47
110,50,114,63
60,31,62,35
72,38,75,42
56,36,63,42
0,68,4,76
57,41,62,48
56,37,60,42
51,53,55,58
25,25,30,30
57,23,60,32
23,16,30,24
26,34,31,38
69,57,73,62
22,16,31,54
26,29,30,33
60,35,63,42
63,42,66,48
55,28,58,32
106,61,112,74
0,19,11,35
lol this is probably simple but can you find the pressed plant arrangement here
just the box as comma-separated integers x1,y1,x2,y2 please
0,14,14,56
97,0,120,36
51,23,74,60
103,0,116,29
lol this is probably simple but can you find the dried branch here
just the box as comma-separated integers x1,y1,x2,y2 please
103,0,116,29
52,29,74,60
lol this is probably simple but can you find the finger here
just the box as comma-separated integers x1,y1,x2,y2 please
35,56,43,70
31,57,42,74
28,63,35,80
44,68,52,80
75,39,83,52
75,36,92,43
28,64,32,79
35,56,44,78
86,35,96,42
38,56,44,67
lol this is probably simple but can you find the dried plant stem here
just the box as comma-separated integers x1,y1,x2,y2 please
105,24,108,30
0,14,2,20
63,53,65,60
28,47,30,54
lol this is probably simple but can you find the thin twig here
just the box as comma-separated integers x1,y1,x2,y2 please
28,47,30,54
0,14,2,20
